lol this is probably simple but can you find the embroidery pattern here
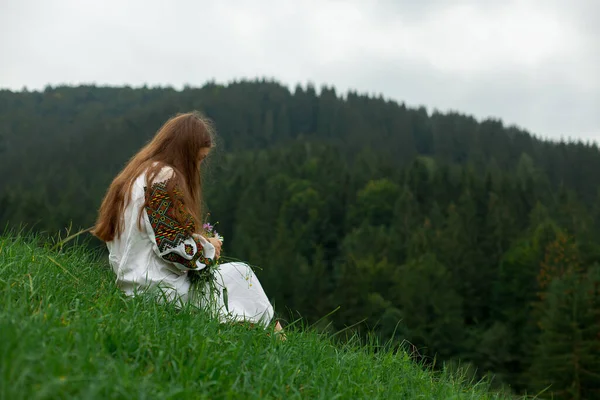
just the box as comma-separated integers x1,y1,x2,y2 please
144,179,215,270
163,251,213,269
144,180,194,252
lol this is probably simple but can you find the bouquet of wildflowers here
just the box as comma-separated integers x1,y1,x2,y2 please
189,220,261,317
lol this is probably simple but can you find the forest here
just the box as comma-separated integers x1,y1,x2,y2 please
1,80,599,398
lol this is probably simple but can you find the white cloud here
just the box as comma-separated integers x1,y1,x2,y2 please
0,0,597,141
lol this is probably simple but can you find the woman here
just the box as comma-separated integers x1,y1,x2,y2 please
92,112,280,331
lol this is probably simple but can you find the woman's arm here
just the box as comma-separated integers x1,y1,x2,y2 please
143,178,215,272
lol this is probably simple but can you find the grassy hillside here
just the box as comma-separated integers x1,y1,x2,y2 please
0,234,512,399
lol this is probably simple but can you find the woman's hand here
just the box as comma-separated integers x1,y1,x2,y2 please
207,237,222,259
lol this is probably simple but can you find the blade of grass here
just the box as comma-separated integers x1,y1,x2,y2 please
46,255,80,283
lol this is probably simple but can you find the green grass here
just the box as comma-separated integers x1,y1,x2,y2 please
0,234,514,399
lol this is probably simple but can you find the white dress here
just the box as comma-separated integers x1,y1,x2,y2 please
106,166,274,327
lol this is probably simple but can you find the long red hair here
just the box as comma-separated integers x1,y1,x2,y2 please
92,112,215,242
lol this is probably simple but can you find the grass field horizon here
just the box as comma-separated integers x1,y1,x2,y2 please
0,232,520,399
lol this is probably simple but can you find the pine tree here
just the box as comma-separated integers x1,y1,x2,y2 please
389,253,464,360
529,266,600,399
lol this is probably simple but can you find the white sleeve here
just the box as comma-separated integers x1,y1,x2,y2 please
142,174,215,272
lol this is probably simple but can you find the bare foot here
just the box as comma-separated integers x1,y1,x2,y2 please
273,321,286,341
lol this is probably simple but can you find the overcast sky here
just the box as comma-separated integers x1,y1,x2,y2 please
1,0,598,142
